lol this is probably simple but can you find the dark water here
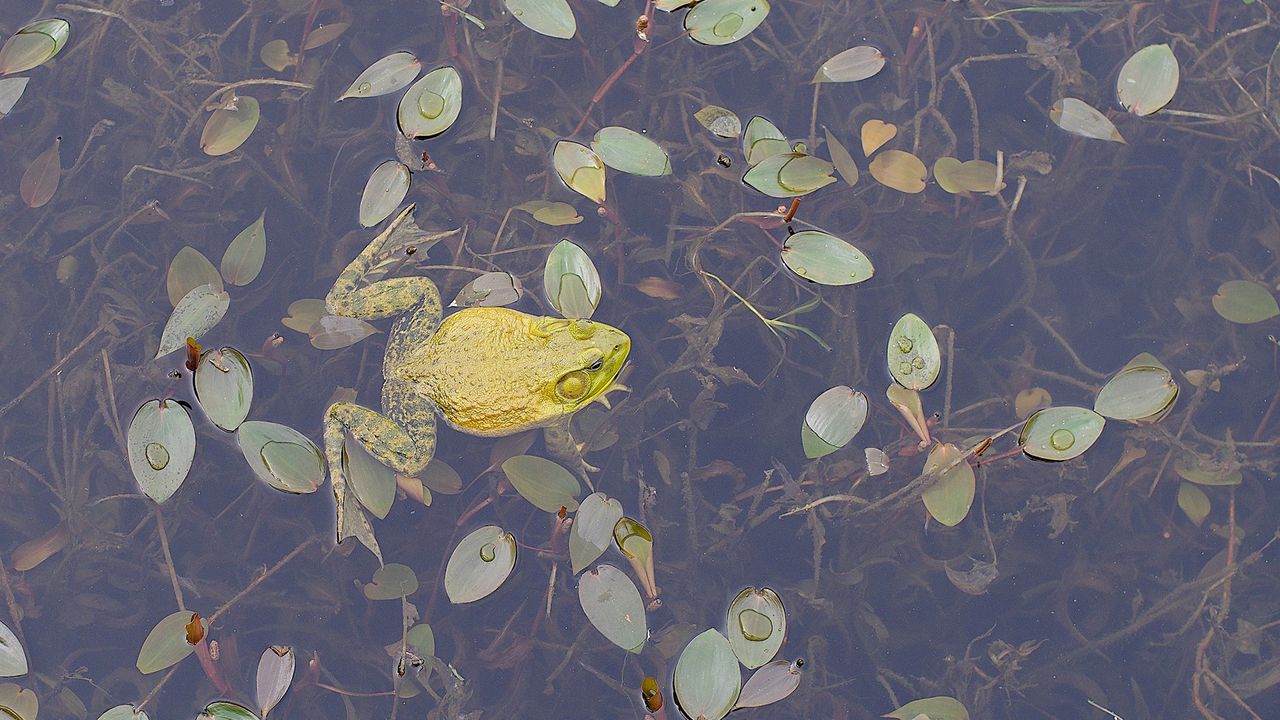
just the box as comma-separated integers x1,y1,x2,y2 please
1,2,1279,720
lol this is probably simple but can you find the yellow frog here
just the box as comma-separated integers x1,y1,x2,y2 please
322,206,629,557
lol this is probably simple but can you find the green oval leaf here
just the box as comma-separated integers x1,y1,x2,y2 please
544,239,602,319
502,455,581,513
359,161,410,228
364,563,419,600
167,247,223,306
1094,364,1178,421
1117,43,1179,116
1177,482,1210,526
127,399,196,504
552,140,606,204
198,701,259,720
868,148,927,193
921,443,976,526
0,18,70,75
156,283,230,359
237,421,325,494
887,313,940,391
886,696,970,720
736,659,801,709
0,77,30,117
1174,456,1242,486
201,94,260,156
570,492,625,573
742,116,788,167
0,683,36,720
695,105,741,138
1212,280,1279,324
685,0,770,46
591,126,671,177
450,271,525,308
514,200,583,226
255,646,294,719
338,51,421,100
1019,406,1105,461
744,152,834,197
221,211,267,286
780,230,873,286
0,621,26,677
802,386,867,459
445,525,517,604
95,705,147,720
814,46,884,82
1050,97,1125,143
308,315,379,350
505,0,576,39
136,610,205,674
194,346,253,431
397,66,462,139
725,587,786,669
578,564,647,652
344,434,397,519
823,127,858,186
673,629,741,720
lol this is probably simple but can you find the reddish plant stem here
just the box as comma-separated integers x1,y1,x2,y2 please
1209,0,1221,33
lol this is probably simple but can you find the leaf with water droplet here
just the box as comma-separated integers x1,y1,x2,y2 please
1019,406,1105,461
725,587,786,669
685,0,770,46
505,0,576,39
397,66,462,139
127,399,196,504
237,421,325,494
445,525,517,604
338,52,421,101
887,313,940,390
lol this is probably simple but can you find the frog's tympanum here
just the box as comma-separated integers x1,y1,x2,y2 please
323,206,629,556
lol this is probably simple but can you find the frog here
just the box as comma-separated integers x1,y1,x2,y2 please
321,205,630,559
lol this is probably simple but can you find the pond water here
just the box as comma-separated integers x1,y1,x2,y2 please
1,2,1279,720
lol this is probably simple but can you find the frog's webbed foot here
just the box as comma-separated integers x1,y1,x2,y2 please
324,400,435,560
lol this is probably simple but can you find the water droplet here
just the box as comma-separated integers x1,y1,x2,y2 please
713,13,745,38
418,91,445,120
145,442,170,470
737,608,773,641
357,81,371,94
912,356,926,370
1049,428,1075,451
898,361,912,376
794,266,808,275
896,337,913,353
480,542,496,562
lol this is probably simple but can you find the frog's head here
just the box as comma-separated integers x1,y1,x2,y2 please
531,317,630,415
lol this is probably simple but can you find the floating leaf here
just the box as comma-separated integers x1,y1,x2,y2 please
544,239,602,319
1094,363,1178,421
736,659,801,709
780,230,873,286
673,630,741,720
815,46,884,82
156,283,230,359
301,22,348,50
201,94,260,156
446,525,517,604
308,315,379,350
802,386,867,459
0,684,36,720
20,136,60,208
505,0,576,39
1019,406,1105,461
364,563,419,600
0,621,26,677
420,459,463,495
887,312,940,391
237,421,325,494
886,696,970,720
338,51,421,101
11,523,67,572
359,160,411,228
726,587,786,669
168,247,223,306
578,564,647,652
1177,482,1210,526
823,127,858,186
570,492,624,573
95,705,146,720
742,116,789,167
281,299,325,333
592,126,672,176
397,66,462,139
695,105,741,138
514,200,583,226
744,151,835,197
127,399,196,504
450,271,524,308
868,149,926,193
0,77,30,117
1050,98,1125,143
406,623,435,658
194,347,253,431
932,157,1002,195
1174,456,1242,486
1015,387,1052,419
137,610,205,674
255,646,294,719
685,0,770,46
502,455,581,513
921,443,976,527
221,212,267,286
259,40,294,72
345,434,397,519
0,18,70,75
1212,280,1279,323
860,119,896,156
886,383,930,446
613,517,658,601
1117,43,1179,116
198,701,259,720
552,140,606,204
865,447,889,475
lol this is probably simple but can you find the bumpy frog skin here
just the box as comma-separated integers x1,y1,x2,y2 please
321,205,629,555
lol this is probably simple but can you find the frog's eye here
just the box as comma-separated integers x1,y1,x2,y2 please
586,357,604,372
556,371,590,402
